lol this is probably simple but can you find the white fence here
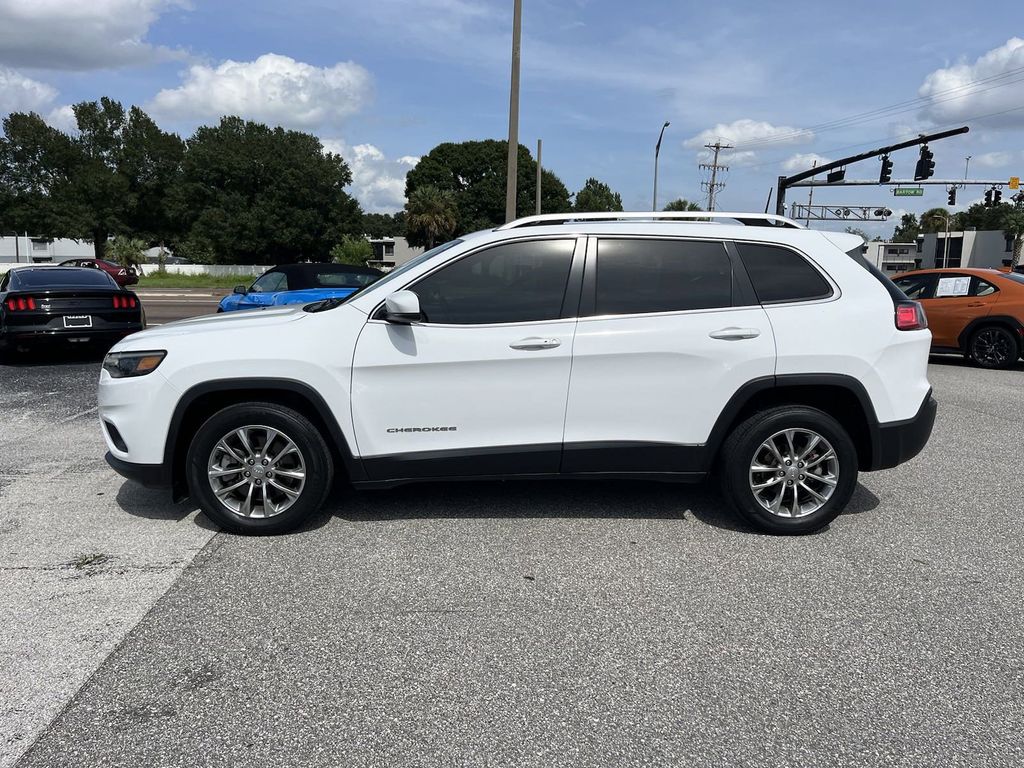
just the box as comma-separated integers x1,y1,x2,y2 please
0,263,268,277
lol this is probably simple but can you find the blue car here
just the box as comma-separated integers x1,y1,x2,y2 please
218,263,384,313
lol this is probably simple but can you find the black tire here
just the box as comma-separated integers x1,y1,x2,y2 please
968,325,1019,370
719,405,858,535
185,402,334,535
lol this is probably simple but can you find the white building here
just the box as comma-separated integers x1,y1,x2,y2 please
366,236,424,271
863,230,1017,273
0,235,94,264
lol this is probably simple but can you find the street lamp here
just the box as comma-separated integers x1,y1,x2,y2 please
926,212,954,268
653,121,670,211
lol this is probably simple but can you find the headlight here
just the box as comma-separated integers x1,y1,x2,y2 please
102,350,167,378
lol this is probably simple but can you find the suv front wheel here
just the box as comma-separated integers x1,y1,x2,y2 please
186,402,334,534
719,406,858,534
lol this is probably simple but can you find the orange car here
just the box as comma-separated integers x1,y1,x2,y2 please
893,268,1024,369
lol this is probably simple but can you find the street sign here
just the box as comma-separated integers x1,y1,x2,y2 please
1010,177,1020,190
893,187,924,197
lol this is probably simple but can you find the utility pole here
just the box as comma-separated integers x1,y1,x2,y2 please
504,0,523,224
653,121,670,211
700,141,732,211
805,160,817,226
964,155,972,180
535,138,542,215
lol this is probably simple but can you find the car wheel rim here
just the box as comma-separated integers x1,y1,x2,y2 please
207,425,306,519
974,329,1012,366
748,429,838,519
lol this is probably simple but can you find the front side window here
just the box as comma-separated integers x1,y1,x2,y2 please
251,271,288,293
736,242,833,304
412,239,575,324
893,274,936,300
594,239,732,316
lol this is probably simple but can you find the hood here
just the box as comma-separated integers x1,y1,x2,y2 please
123,304,307,344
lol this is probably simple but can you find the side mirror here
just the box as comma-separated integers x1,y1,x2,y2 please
383,290,423,324
233,284,248,295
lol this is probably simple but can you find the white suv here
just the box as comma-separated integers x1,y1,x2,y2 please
98,212,936,535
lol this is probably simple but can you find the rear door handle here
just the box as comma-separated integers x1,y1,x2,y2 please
709,327,761,341
510,337,561,350
967,302,985,307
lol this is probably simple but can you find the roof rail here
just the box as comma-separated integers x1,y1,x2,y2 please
495,211,804,230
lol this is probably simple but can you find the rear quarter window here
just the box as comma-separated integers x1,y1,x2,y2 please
736,242,832,304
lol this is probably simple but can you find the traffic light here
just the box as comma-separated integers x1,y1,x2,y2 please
879,155,893,184
994,188,1003,205
914,145,935,181
947,187,957,206
984,188,994,207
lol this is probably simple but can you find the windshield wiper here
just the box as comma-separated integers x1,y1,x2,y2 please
303,297,347,313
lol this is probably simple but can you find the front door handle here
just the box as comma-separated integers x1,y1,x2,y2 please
510,337,561,350
709,327,761,341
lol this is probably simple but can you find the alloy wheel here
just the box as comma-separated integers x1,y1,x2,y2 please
748,428,839,518
206,425,307,518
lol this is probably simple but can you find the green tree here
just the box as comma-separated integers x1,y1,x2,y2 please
919,207,952,234
892,213,920,242
844,226,870,241
169,117,362,264
957,201,1015,231
330,235,373,266
662,198,702,212
404,140,572,233
107,236,148,273
0,99,183,258
574,177,623,213
362,211,406,239
405,185,458,249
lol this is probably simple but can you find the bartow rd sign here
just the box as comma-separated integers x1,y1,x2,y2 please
893,187,925,197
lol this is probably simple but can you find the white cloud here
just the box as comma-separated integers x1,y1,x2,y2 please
150,54,372,130
971,151,1018,169
696,149,757,167
45,104,77,132
0,67,56,114
0,0,187,70
918,38,1024,127
323,139,412,213
685,119,813,150
782,153,832,172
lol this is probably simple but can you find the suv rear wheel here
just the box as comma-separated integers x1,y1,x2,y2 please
719,406,858,534
185,402,334,535
968,325,1018,370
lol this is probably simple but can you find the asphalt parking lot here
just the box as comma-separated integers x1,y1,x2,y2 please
2,304,1023,767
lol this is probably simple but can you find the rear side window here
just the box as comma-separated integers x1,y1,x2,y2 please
315,271,379,288
736,242,832,304
594,239,732,316
893,274,936,300
413,239,575,324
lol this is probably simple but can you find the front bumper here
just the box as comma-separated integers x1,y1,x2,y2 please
105,452,173,489
868,391,937,471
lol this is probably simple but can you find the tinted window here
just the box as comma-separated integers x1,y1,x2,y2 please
974,279,997,297
251,271,288,293
893,274,936,300
595,239,732,316
737,242,832,303
315,270,380,288
13,268,116,289
413,239,575,324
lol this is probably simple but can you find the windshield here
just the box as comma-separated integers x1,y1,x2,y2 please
346,239,463,300
13,268,117,289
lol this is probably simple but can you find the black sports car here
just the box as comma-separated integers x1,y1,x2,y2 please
0,267,145,353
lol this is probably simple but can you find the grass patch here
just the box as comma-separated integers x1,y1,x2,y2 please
135,271,256,290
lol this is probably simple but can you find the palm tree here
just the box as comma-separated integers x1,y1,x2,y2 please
405,186,459,249
1002,207,1024,268
662,198,702,212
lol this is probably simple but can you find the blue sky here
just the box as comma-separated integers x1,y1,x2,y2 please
0,0,1021,236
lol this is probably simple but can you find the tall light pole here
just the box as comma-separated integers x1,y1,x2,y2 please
652,121,670,211
964,155,972,180
504,0,523,224
927,212,953,268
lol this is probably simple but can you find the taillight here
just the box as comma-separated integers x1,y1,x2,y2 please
5,296,36,311
113,295,138,309
896,301,927,331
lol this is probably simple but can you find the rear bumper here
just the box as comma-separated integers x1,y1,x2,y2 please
2,326,142,345
105,451,172,489
868,390,937,471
